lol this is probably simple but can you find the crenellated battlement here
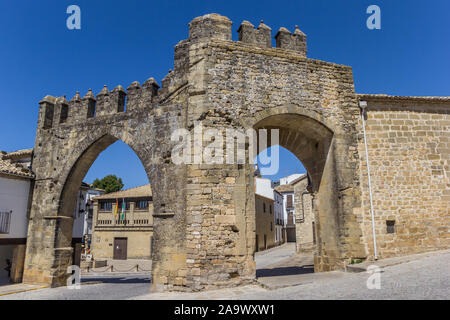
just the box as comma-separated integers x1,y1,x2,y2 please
275,25,307,56
37,14,309,131
37,78,160,129
189,13,232,42
188,13,307,56
237,20,271,48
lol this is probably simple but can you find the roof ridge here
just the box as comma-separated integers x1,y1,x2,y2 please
94,184,152,199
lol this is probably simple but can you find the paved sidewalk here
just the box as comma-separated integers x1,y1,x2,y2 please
256,254,343,290
255,242,296,269
0,283,48,297
132,285,267,300
132,250,450,300
345,249,450,272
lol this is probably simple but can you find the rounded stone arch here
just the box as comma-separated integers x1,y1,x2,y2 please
240,104,338,191
240,104,343,135
239,104,366,272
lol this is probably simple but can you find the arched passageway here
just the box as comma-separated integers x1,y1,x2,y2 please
248,110,366,272
23,133,156,286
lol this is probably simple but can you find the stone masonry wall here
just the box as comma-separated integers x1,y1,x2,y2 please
24,12,449,293
183,14,366,288
293,177,315,253
358,96,450,259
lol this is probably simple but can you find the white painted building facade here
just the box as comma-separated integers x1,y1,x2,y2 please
273,190,284,244
279,173,303,186
0,149,104,283
0,149,34,284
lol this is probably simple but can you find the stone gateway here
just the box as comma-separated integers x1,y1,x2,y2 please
22,13,449,292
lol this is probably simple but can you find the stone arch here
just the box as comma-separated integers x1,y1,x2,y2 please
243,105,366,272
241,104,341,135
246,105,334,191
49,132,155,265
23,12,374,291
58,131,153,220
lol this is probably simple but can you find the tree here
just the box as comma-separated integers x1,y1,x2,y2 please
92,175,124,193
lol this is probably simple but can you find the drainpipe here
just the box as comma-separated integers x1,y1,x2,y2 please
359,100,378,260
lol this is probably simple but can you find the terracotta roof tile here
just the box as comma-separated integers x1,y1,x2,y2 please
2,148,33,160
0,151,35,179
94,184,152,200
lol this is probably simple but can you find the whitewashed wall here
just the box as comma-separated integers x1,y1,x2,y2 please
0,177,30,239
282,192,295,224
279,173,302,185
72,190,87,238
255,177,274,200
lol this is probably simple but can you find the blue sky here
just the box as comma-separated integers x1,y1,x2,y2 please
1,1,449,189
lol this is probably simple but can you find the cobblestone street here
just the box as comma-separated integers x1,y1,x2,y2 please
1,247,448,300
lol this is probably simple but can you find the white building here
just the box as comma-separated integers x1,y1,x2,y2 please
255,176,273,200
279,173,303,186
0,148,104,284
72,184,104,252
275,173,308,242
273,190,284,244
0,149,34,284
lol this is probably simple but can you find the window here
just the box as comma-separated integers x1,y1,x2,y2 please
100,201,112,211
386,220,395,234
118,200,131,210
136,200,149,210
263,203,266,213
286,195,293,208
0,211,12,234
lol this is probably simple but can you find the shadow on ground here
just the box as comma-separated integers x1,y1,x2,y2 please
81,276,151,284
256,265,314,278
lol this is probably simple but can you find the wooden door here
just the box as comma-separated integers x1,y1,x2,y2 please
113,238,127,260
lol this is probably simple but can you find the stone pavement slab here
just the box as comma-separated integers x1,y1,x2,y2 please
258,271,346,290
345,249,450,273
131,284,267,300
0,283,48,297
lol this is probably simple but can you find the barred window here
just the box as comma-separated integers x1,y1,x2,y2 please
386,220,395,234
100,201,112,211
136,200,149,210
0,211,12,234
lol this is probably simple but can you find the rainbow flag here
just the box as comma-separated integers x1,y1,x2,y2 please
114,198,118,217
